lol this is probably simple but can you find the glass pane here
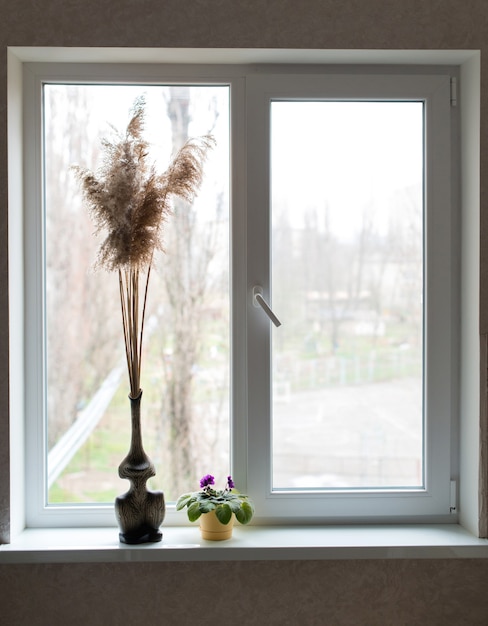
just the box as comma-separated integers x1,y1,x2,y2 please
44,84,230,504
271,101,423,490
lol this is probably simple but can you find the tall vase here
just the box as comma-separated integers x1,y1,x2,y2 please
115,390,165,544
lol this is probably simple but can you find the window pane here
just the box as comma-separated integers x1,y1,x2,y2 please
271,101,423,490
43,84,230,504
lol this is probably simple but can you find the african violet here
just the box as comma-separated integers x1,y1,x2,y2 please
176,475,254,525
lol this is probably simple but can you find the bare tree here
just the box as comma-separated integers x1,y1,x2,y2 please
158,87,227,498
45,86,120,447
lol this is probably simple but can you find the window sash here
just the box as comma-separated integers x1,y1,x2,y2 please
246,73,456,521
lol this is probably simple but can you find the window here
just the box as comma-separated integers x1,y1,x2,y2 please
22,62,459,527
42,83,231,506
246,72,457,522
270,100,424,491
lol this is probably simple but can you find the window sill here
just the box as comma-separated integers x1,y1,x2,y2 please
1,524,488,564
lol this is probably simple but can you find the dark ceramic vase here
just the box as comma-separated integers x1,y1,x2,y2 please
115,390,165,544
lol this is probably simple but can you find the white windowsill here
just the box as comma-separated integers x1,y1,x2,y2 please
1,524,488,564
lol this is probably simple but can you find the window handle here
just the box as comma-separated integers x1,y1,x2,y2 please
252,286,282,327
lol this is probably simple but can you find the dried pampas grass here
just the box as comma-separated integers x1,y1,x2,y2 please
73,96,214,272
73,96,214,396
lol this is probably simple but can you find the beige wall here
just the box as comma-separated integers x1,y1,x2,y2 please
1,559,488,625
1,1,487,623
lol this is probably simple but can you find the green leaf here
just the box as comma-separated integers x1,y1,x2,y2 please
235,500,254,525
227,498,242,514
215,503,232,525
199,501,216,514
175,493,193,510
187,500,203,522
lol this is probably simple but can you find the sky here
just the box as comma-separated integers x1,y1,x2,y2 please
271,100,424,240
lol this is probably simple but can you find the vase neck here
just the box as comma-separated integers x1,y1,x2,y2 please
129,390,144,457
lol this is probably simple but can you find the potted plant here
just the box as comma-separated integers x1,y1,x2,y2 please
176,474,254,540
73,97,214,543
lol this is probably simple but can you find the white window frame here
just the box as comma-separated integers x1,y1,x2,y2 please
21,61,459,528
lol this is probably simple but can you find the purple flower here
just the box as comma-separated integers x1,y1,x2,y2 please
200,474,215,489
227,475,235,489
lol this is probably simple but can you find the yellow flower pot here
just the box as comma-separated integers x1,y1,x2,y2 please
199,510,234,540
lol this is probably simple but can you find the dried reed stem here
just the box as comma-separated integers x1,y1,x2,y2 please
74,96,214,397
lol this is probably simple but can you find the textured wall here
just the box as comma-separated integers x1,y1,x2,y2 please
1,1,488,623
2,558,488,625
0,0,486,50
